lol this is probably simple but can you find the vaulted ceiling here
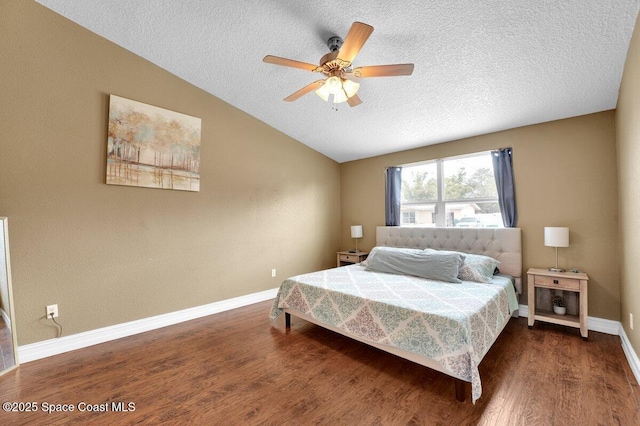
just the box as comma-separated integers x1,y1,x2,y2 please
37,1,640,163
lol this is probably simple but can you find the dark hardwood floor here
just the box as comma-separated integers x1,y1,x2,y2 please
0,300,638,425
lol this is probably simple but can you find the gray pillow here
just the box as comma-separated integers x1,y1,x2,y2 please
360,246,424,267
457,253,500,283
365,246,465,283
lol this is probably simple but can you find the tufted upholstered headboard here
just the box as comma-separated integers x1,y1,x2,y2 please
376,226,522,293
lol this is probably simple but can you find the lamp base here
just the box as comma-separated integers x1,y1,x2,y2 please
548,267,566,273
348,249,360,253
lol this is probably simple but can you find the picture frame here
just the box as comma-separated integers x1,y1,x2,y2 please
106,95,202,192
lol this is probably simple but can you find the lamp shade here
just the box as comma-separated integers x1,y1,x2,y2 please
325,76,342,95
315,83,330,101
342,79,360,98
544,227,569,247
350,225,363,239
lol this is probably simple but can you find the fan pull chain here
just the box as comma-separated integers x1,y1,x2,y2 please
328,93,338,111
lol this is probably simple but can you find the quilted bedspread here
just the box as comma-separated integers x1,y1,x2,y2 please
270,264,518,403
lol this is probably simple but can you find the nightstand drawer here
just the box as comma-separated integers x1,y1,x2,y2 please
534,274,579,290
336,251,368,267
339,253,359,263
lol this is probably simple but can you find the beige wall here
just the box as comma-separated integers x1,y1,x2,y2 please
617,12,640,356
341,111,619,320
0,2,341,345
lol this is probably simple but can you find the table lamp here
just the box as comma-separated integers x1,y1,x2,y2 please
350,225,363,253
544,227,569,272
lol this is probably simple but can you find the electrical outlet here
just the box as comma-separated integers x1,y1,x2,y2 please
271,269,276,278
631,313,634,331
46,304,58,319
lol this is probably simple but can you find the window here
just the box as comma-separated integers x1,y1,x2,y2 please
402,211,416,224
400,152,503,227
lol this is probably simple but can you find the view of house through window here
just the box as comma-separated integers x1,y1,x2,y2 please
400,152,504,227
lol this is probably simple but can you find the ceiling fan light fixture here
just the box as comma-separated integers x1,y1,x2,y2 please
315,83,330,101
333,89,349,104
342,79,360,98
315,77,360,104
325,76,343,95
264,21,414,108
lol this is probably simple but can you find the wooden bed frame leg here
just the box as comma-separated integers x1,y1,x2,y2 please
285,313,291,329
455,379,466,402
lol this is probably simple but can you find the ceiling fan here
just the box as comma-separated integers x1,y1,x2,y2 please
263,22,414,107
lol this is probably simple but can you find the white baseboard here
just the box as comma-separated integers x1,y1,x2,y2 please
516,304,620,335
587,316,622,335
18,287,279,363
619,325,640,385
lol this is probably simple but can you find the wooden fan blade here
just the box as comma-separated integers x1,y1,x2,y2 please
347,94,362,107
284,80,325,102
353,64,415,78
263,55,320,72
337,22,374,63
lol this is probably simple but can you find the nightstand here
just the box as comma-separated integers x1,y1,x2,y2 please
527,268,589,339
336,251,368,267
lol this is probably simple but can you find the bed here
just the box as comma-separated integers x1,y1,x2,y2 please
270,226,522,403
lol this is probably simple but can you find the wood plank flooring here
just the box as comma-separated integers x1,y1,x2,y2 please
0,300,638,425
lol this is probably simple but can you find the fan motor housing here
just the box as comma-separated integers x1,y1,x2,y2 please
327,36,343,52
319,51,339,67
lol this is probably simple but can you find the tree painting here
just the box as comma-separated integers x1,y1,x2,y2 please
106,95,202,191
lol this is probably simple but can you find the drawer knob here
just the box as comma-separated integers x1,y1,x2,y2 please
553,279,559,284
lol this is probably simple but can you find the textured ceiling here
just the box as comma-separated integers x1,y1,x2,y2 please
37,0,640,163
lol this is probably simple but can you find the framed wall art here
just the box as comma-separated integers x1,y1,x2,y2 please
107,95,202,192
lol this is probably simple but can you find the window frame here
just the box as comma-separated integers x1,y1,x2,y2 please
399,151,501,228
